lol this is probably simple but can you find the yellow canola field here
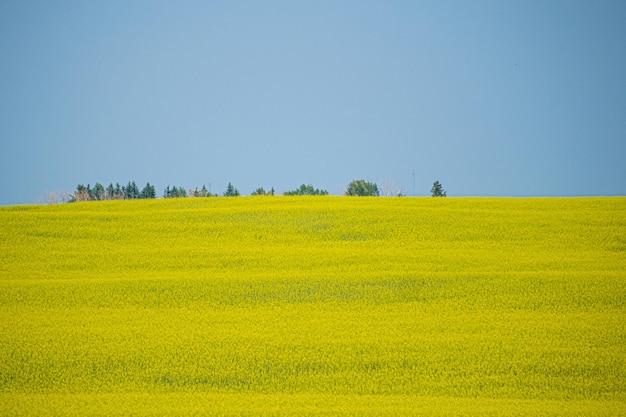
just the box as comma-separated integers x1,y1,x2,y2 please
0,197,624,416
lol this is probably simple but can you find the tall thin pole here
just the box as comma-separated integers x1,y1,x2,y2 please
412,170,415,196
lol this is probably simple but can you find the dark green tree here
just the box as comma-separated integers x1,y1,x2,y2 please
284,184,328,196
140,182,156,199
93,183,105,200
224,182,240,197
193,184,216,197
345,179,379,196
251,187,275,196
431,181,447,197
124,181,140,199
164,186,187,198
106,183,115,200
114,183,123,199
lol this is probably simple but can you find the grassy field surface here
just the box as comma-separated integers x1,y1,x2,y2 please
0,197,624,415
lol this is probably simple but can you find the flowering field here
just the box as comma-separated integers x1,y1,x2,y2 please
0,197,624,415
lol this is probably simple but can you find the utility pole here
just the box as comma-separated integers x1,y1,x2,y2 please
412,170,415,196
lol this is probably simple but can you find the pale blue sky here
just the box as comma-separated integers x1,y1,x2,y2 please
1,0,625,204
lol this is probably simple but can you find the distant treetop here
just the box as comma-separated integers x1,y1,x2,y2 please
345,179,379,196
431,181,447,197
61,177,445,204
223,182,240,197
284,184,329,196
72,181,156,202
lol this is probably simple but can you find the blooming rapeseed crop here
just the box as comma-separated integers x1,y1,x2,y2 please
0,197,624,415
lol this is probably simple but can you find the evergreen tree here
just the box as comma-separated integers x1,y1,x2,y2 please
224,182,240,197
124,181,140,199
93,183,105,200
164,186,187,198
115,183,123,199
106,183,115,200
431,181,447,197
284,184,328,196
140,182,156,199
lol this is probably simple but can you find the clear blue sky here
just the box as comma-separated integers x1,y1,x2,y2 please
1,1,625,204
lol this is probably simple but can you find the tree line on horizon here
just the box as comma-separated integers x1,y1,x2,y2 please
49,179,446,203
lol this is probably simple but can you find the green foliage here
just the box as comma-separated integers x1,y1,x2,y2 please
114,183,124,199
251,187,275,196
431,181,447,197
164,186,187,198
92,183,105,200
106,183,116,199
125,181,140,199
139,183,156,199
284,184,329,196
345,179,379,196
72,181,155,201
223,182,240,197
190,185,216,197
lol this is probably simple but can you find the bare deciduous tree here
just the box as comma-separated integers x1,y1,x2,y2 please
45,192,58,205
57,190,71,203
379,180,403,197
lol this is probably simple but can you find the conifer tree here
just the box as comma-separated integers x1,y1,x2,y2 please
93,183,105,200
106,183,115,200
431,181,447,197
140,182,156,199
224,182,240,197
284,184,328,196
